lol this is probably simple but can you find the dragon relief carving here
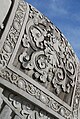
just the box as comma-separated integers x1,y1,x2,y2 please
19,5,77,95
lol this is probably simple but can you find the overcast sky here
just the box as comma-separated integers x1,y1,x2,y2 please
25,0,80,59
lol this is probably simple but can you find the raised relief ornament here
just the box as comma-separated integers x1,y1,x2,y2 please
0,0,80,119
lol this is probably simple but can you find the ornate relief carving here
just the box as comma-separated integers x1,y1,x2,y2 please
0,0,79,118
5,4,76,110
18,4,77,96
8,94,51,119
0,68,72,118
73,63,80,119
0,87,58,119
0,0,27,69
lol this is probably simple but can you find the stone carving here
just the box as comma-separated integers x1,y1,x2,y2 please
8,93,51,119
72,63,80,119
18,5,77,96
0,86,57,119
0,68,71,119
0,0,79,119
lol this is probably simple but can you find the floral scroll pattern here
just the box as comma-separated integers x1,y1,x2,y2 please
0,0,27,70
19,5,78,96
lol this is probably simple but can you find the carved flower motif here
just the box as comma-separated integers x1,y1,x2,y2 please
27,84,36,95
40,94,46,103
11,73,18,83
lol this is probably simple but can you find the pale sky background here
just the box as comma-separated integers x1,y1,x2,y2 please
25,0,80,59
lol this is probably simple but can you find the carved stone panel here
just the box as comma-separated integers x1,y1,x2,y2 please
0,0,79,119
8,2,78,110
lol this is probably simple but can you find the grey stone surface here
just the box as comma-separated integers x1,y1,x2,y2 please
0,0,80,119
0,0,11,29
14,115,21,119
0,105,12,119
